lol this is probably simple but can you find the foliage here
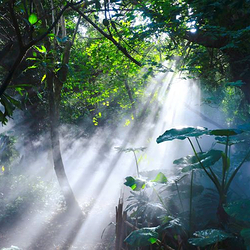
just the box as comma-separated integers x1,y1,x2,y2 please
124,176,146,191
0,174,62,226
174,150,223,172
241,228,250,248
123,126,250,249
188,229,232,247
124,227,159,247
156,126,208,142
224,200,250,222
0,134,19,174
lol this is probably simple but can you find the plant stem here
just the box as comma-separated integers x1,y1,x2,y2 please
225,145,231,182
225,149,250,193
132,150,140,177
153,187,168,211
175,181,184,212
187,138,221,192
189,170,194,234
195,137,203,152
222,136,229,191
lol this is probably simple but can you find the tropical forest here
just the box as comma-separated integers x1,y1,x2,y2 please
1,0,250,249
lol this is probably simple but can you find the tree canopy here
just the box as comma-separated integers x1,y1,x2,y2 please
0,0,250,125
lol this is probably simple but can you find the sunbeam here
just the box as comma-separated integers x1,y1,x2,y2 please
0,69,224,250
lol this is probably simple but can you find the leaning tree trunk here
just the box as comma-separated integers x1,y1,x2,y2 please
47,69,80,211
46,39,81,211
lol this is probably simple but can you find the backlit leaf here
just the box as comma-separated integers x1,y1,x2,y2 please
41,74,46,82
124,176,146,191
28,14,38,24
151,172,167,183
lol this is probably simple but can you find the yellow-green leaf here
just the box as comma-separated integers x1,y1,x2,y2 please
28,14,38,24
41,74,46,82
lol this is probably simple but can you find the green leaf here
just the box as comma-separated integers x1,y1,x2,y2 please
241,228,250,247
224,200,250,222
173,150,223,172
215,136,245,145
124,177,146,191
225,80,245,87
8,84,32,88
151,172,167,183
210,129,242,136
41,74,46,82
156,126,208,143
167,184,204,198
124,227,159,247
148,237,158,244
34,45,47,53
48,33,55,37
103,19,109,26
1,95,14,116
28,13,38,24
0,110,7,125
188,229,231,247
4,94,21,109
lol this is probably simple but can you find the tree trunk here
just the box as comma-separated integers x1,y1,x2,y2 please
124,78,137,119
225,50,250,106
47,70,80,211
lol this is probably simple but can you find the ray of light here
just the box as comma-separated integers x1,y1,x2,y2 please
0,67,223,250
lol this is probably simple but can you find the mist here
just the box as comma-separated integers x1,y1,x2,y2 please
0,69,228,249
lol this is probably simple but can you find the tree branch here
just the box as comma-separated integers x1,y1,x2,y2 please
0,2,71,97
8,1,24,50
26,3,71,48
184,31,228,49
71,5,142,67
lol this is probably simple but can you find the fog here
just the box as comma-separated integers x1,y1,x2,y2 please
0,70,226,249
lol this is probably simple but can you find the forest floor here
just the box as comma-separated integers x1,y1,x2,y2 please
0,205,115,250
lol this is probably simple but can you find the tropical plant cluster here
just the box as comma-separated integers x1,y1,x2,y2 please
122,126,250,249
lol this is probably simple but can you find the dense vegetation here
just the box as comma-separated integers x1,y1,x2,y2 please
0,0,250,249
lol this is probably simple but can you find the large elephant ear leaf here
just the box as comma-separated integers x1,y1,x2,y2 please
156,126,208,143
124,227,159,247
224,200,250,222
210,129,242,136
188,229,231,247
173,150,223,172
215,136,245,145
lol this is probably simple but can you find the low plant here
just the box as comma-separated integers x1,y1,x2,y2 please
123,126,250,249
